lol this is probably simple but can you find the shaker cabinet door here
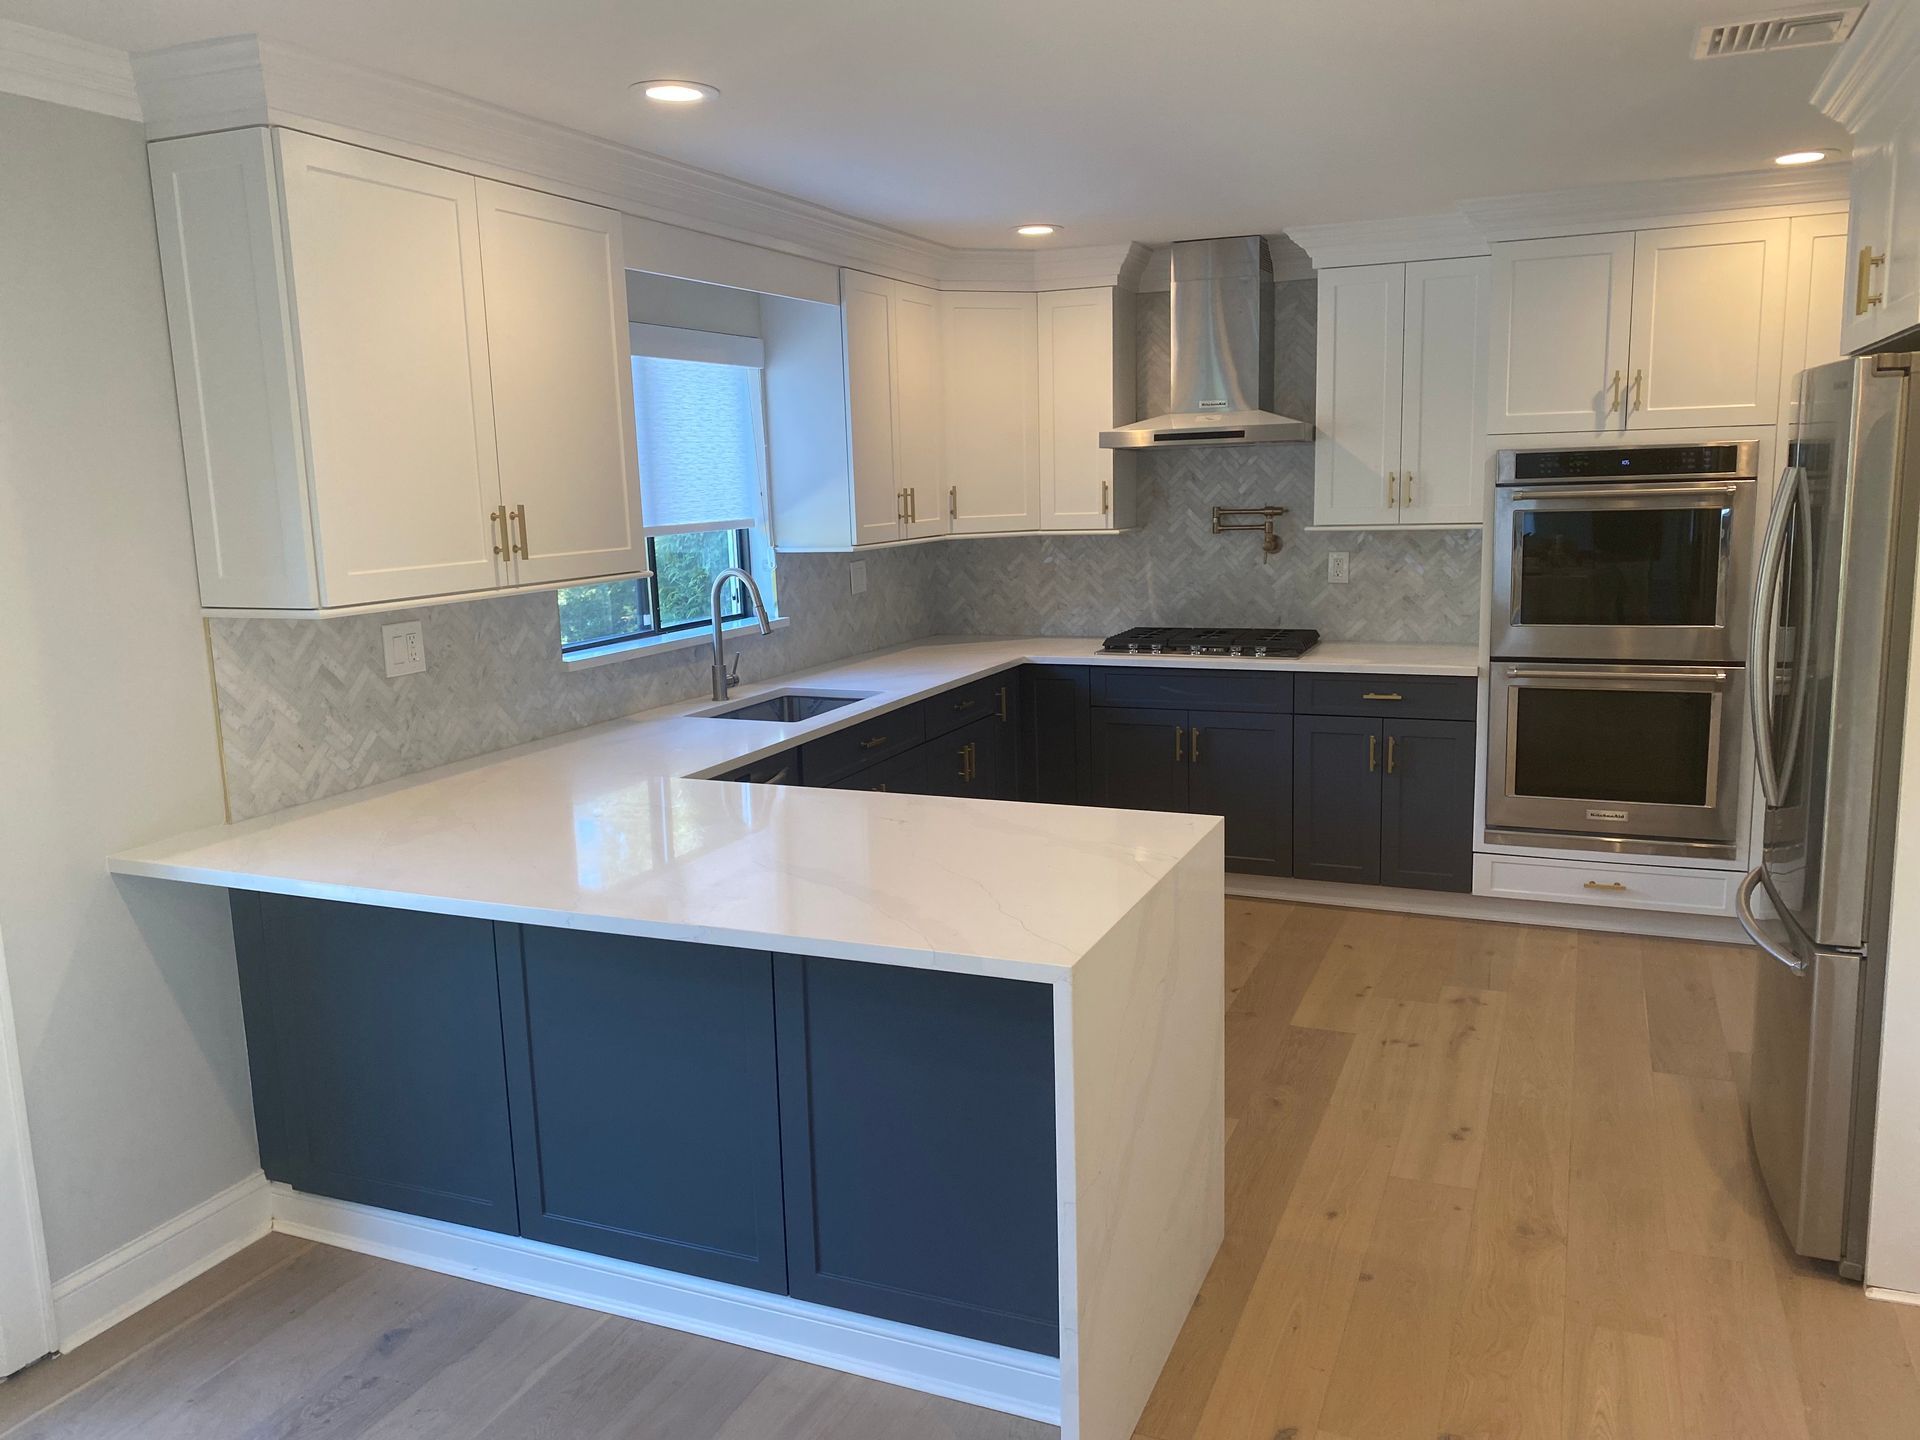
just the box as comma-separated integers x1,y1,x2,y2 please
841,271,905,546
1398,257,1488,525
276,131,507,606
1292,715,1384,886
1380,719,1475,893
1187,709,1292,876
476,181,647,585
942,290,1039,533
1625,219,1789,430
1486,233,1633,434
1091,706,1191,814
1313,263,1405,527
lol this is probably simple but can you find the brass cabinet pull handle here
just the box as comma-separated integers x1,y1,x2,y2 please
896,489,907,525
1386,736,1397,774
949,485,958,520
1859,246,1887,314
1101,480,1111,516
1174,725,1183,763
1607,369,1622,416
1584,880,1628,892
1362,691,1404,701
859,734,889,750
491,507,511,560
512,504,529,558
1190,727,1201,764
996,686,1009,722
1631,369,1645,413
1387,471,1398,507
1369,734,1379,772
908,487,918,524
958,742,976,783
1404,471,1415,505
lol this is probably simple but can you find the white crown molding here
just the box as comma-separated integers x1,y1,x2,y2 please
0,18,141,121
1286,212,1488,270
1460,166,1851,242
1813,0,1920,130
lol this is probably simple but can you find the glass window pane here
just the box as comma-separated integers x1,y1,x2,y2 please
558,579,649,650
653,530,745,631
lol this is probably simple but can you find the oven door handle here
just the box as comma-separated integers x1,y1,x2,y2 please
1748,465,1804,809
1503,666,1729,684
1502,482,1741,503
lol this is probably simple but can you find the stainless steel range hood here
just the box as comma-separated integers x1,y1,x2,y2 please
1100,235,1314,450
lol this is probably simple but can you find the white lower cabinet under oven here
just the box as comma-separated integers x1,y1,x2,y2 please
1484,661,1747,860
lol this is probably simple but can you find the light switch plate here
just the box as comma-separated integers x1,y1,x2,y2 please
382,621,426,677
1327,551,1351,585
849,560,868,596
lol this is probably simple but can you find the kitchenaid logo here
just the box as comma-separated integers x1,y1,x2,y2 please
1199,398,1229,409
1587,808,1630,821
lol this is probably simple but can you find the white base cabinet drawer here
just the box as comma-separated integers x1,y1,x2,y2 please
1473,853,1738,916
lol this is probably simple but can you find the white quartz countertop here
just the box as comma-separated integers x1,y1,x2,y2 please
109,636,1476,978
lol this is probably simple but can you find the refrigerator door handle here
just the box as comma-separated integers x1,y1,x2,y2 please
1748,465,1804,808
1738,867,1812,975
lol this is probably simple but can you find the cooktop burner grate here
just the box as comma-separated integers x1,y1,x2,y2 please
1100,626,1321,658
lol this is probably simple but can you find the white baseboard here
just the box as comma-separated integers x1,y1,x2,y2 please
1866,1284,1920,1307
1226,873,1749,943
50,1170,272,1351
269,1185,1062,1425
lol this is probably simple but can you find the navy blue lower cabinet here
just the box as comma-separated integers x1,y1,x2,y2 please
495,927,787,1291
772,954,1060,1355
1090,705,1190,813
1381,719,1475,893
1187,708,1292,876
1020,665,1091,804
1292,714,1385,886
229,893,520,1233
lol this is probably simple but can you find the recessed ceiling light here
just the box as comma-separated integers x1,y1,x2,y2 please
635,80,718,105
1774,149,1829,166
1015,224,1059,237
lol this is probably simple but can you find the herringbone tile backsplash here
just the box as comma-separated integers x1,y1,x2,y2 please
209,277,1481,819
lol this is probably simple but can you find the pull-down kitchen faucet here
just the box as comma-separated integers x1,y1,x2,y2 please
710,567,773,702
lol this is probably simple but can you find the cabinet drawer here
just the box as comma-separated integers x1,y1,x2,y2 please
802,706,926,785
1472,854,1737,916
925,674,1010,739
1091,666,1293,713
1298,673,1475,721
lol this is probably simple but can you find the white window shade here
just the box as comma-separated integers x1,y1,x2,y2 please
630,325,765,535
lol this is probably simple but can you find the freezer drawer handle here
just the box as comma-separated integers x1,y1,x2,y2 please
1736,868,1811,976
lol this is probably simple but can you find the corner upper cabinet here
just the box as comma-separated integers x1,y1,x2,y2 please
1314,257,1486,528
839,270,946,545
1486,233,1633,434
941,290,1040,533
1038,287,1136,531
149,128,646,611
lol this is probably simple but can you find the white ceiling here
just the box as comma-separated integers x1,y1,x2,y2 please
1,0,1852,249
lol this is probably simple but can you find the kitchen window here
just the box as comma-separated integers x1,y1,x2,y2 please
559,323,774,655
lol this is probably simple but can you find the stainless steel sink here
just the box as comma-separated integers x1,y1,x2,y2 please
696,689,875,724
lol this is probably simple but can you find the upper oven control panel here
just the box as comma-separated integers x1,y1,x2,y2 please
1500,442,1759,484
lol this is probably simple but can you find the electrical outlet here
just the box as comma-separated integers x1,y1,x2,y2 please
849,560,868,596
1327,551,1351,585
382,621,426,677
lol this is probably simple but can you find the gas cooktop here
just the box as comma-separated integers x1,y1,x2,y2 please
1101,626,1321,658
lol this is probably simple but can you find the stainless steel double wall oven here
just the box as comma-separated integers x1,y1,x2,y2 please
1486,441,1760,858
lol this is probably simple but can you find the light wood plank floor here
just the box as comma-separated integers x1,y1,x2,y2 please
5,900,1917,1440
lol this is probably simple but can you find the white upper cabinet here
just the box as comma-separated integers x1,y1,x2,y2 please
1489,220,1789,434
1779,213,1853,425
940,291,1039,533
149,128,647,611
1314,264,1403,527
1314,257,1485,528
1625,218,1788,429
1486,233,1633,434
891,282,947,539
277,131,506,608
838,271,907,546
1038,287,1136,532
1398,258,1489,525
474,180,646,587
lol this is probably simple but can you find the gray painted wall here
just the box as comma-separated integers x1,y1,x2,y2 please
0,95,258,1281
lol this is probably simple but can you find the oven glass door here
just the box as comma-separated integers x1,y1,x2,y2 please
1486,663,1747,851
1492,481,1754,662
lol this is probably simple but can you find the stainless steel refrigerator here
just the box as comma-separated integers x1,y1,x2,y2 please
1738,352,1919,1277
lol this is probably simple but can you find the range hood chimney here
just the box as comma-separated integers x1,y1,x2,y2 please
1100,235,1314,450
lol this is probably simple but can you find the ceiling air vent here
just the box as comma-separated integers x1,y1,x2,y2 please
1693,6,1864,58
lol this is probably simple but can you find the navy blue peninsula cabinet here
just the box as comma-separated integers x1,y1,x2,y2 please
494,927,788,1291
773,953,1061,1355
229,893,521,1233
